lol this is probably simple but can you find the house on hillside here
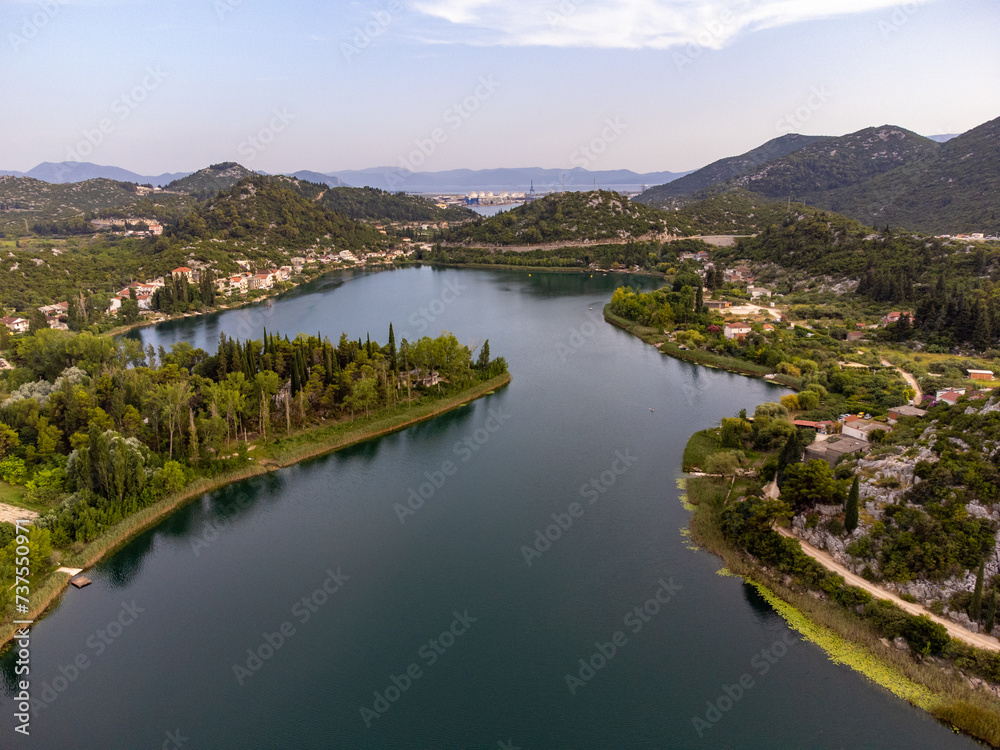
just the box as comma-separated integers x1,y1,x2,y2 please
842,417,889,442
748,286,771,299
705,300,731,311
1,317,29,334
887,405,927,423
723,323,751,341
805,435,869,467
969,369,995,382
172,267,194,282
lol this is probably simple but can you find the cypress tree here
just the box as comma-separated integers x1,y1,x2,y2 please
970,560,985,621
388,323,397,372
985,589,997,635
324,345,334,385
291,354,301,396
845,476,860,533
695,284,704,312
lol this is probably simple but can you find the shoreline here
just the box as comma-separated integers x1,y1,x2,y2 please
602,305,802,389
0,373,510,651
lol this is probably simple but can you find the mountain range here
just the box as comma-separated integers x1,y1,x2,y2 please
636,116,1000,235
0,162,686,193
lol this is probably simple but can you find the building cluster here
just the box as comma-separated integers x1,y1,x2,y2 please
90,219,164,237
464,191,526,206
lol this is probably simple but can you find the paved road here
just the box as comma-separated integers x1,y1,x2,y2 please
777,528,999,652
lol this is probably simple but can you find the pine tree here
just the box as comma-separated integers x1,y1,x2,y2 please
477,339,491,370
845,476,859,533
970,559,985,621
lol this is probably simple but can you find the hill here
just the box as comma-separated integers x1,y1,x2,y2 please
725,125,942,200
669,190,792,235
437,190,674,246
170,175,384,250
166,163,258,198
818,116,1000,234
0,176,193,234
637,134,826,205
314,187,476,223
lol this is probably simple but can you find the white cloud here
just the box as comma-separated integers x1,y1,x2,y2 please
410,0,928,49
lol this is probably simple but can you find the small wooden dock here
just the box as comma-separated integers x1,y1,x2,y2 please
70,576,92,589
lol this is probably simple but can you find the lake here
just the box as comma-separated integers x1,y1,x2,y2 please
0,267,975,749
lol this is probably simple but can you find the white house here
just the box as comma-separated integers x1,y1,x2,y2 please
723,323,751,340
1,317,30,334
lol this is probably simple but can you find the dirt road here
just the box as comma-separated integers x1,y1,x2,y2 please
882,360,923,405
777,528,999,652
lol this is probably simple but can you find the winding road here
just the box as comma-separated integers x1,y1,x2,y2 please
777,528,999,652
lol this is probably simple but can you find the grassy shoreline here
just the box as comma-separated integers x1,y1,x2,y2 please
682,458,1000,747
0,373,510,651
603,306,802,389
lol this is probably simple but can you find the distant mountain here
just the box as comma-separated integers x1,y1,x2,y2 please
927,134,960,143
637,134,827,206
20,161,189,186
166,163,258,197
322,167,688,193
287,170,351,188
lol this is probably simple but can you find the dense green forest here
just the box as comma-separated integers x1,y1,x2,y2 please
0,325,507,618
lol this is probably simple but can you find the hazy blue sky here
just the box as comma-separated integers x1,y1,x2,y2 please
3,0,998,175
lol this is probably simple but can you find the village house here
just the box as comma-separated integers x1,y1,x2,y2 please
1,317,30,334
107,297,123,314
936,388,965,405
793,420,837,434
805,435,869,467
172,267,195,283
748,286,772,299
723,322,752,341
705,300,731,311
969,369,995,382
249,273,274,291
846,331,866,342
841,416,889,442
881,311,913,326
887,405,927,424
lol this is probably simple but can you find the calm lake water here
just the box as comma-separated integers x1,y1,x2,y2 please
1,267,978,749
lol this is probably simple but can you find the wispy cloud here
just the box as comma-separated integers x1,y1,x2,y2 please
409,0,927,49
